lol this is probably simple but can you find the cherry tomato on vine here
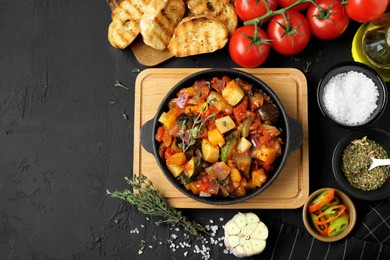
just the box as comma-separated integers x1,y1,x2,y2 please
229,25,271,68
306,0,349,40
277,0,310,11
345,0,389,23
235,0,278,22
267,10,311,55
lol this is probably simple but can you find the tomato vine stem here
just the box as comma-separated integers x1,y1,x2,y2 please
244,0,318,26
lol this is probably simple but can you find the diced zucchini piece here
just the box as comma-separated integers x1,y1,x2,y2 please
207,91,231,112
215,116,236,134
158,112,167,124
166,164,184,178
241,117,254,138
237,137,252,153
222,80,244,106
201,139,220,163
184,156,203,179
221,136,238,162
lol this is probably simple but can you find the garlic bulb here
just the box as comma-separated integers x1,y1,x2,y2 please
224,212,268,258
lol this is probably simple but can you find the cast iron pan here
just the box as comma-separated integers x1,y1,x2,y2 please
140,68,303,205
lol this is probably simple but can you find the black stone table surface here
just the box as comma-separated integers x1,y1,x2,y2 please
1,1,390,259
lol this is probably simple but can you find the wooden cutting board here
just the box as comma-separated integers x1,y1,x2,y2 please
131,37,174,67
133,68,309,209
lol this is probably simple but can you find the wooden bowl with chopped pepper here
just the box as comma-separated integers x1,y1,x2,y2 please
302,188,356,242
332,128,390,201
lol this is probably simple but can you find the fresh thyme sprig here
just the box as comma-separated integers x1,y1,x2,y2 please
114,80,129,90
106,174,208,240
178,106,216,153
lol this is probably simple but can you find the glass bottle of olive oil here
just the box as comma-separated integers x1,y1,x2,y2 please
363,13,390,69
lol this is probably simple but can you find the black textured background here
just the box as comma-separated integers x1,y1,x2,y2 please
1,1,390,259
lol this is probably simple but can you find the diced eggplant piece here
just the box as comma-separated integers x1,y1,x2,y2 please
258,103,280,123
233,153,251,179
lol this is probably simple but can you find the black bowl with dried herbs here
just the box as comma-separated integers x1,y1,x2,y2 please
332,128,390,201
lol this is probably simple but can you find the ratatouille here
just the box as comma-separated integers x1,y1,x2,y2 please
155,76,283,197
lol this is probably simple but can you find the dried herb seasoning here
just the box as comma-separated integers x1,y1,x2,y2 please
342,136,390,191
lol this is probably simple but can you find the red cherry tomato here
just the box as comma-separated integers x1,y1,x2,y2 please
267,10,311,55
235,0,278,22
277,0,310,11
306,0,350,40
345,0,389,23
229,25,271,68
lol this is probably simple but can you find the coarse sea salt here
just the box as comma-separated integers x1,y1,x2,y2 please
322,71,379,125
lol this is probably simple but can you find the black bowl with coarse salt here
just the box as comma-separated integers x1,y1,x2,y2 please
317,62,387,128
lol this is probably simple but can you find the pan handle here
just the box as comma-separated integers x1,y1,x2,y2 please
288,116,304,153
140,118,155,154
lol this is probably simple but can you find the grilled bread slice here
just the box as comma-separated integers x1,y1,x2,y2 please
187,0,237,35
140,0,186,50
108,0,151,49
168,16,228,57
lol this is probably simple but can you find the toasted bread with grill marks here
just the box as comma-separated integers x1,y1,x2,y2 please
140,0,186,50
108,0,151,49
168,16,228,57
187,0,237,35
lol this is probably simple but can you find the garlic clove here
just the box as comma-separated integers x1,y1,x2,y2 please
243,240,254,255
226,235,240,248
246,212,260,224
241,222,258,236
232,212,247,229
251,239,266,253
225,220,240,235
251,222,268,240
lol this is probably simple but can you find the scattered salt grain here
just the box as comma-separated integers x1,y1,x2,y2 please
322,71,379,125
130,228,140,234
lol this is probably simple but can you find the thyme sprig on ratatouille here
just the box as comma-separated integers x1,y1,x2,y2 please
106,174,208,239
178,105,216,153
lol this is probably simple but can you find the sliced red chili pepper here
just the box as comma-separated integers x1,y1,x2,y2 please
314,205,346,225
308,189,335,213
311,212,329,236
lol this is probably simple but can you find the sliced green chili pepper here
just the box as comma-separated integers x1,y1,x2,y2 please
309,189,335,213
327,215,349,237
314,205,346,225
